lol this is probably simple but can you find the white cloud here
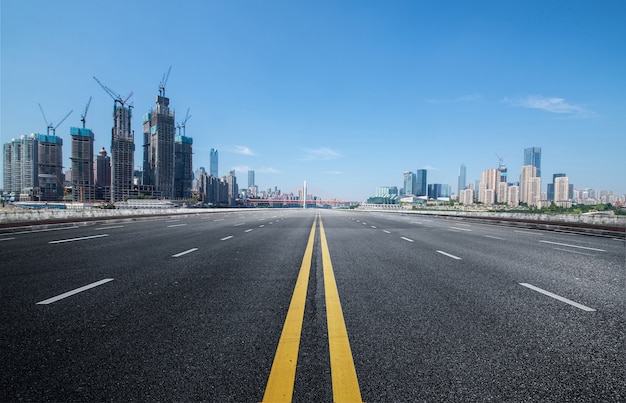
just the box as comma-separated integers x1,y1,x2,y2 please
233,145,256,155
507,95,596,118
303,147,341,161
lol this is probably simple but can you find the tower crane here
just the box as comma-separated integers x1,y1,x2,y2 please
159,65,172,97
177,108,191,136
38,104,73,136
93,76,134,106
80,96,92,128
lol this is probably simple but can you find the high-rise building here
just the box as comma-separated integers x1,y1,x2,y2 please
459,188,474,205
209,148,219,177
458,163,467,195
193,167,206,191
248,170,255,188
547,173,566,201
524,147,542,178
416,169,427,197
110,102,134,202
527,177,542,207
37,134,64,201
508,186,520,207
2,143,12,192
70,127,95,202
225,170,238,206
428,183,443,200
403,171,416,196
3,134,39,195
554,176,570,204
497,182,509,203
143,95,176,199
479,168,500,204
498,162,508,183
94,147,111,201
174,135,193,199
520,164,538,204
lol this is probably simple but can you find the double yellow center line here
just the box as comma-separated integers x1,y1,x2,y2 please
262,213,363,403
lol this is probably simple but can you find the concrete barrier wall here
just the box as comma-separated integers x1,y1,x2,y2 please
358,208,626,229
0,207,233,224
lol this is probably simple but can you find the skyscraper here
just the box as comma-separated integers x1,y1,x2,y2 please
143,95,176,199
457,163,467,195
416,169,427,197
403,171,416,196
70,127,95,202
524,147,542,178
547,173,566,201
174,135,193,198
248,170,255,188
554,176,570,204
520,164,538,204
210,148,219,177
110,102,134,202
94,147,111,201
3,134,39,195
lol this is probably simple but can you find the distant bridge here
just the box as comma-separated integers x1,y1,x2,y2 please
240,199,357,208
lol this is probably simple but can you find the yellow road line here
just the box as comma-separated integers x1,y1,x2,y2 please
319,217,363,403
262,215,318,402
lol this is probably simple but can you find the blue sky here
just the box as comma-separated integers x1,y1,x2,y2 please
2,0,625,201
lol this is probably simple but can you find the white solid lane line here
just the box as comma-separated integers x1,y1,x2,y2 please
0,237,15,241
172,248,199,258
36,278,114,305
221,235,234,241
436,250,462,260
167,223,187,228
519,283,595,312
401,237,414,242
539,240,605,252
49,234,109,244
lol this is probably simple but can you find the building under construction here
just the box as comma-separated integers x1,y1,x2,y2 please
110,103,134,202
37,134,64,201
143,95,175,199
94,77,135,202
70,127,95,202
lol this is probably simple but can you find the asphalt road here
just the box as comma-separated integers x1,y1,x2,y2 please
1,209,624,402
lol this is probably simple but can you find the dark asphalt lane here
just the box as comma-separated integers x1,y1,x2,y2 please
1,208,624,402
321,210,625,401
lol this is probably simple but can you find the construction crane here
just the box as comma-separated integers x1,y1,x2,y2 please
495,152,506,167
93,76,134,106
38,104,73,136
159,65,172,97
80,96,92,128
177,107,191,136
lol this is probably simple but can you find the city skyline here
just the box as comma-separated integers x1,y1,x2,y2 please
2,1,625,201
